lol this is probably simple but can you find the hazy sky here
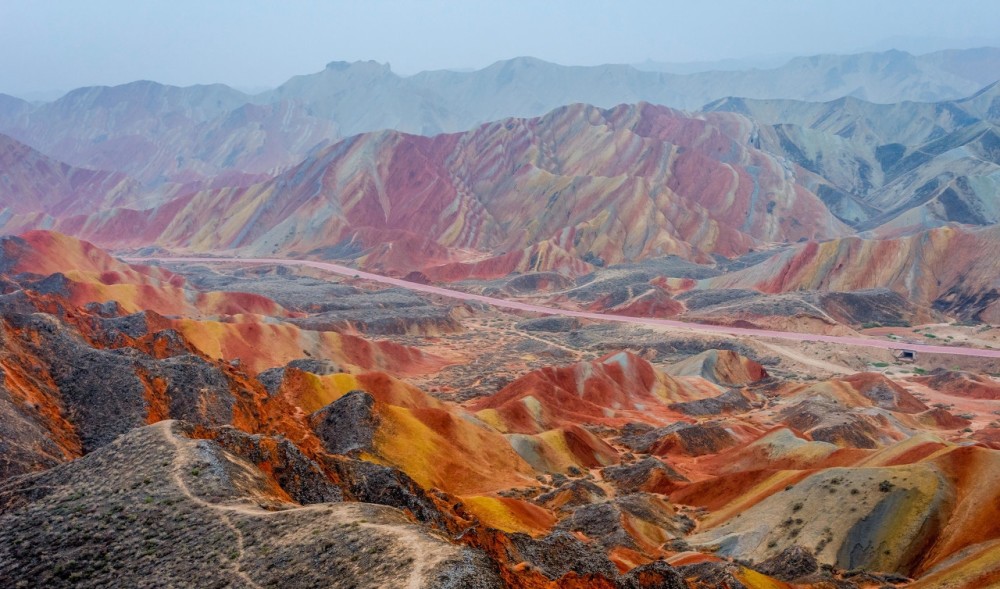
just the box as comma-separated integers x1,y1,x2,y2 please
2,0,999,98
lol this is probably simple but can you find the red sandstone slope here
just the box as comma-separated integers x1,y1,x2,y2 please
913,370,1000,400
40,103,849,277
471,352,721,434
704,224,1000,322
2,230,280,316
4,230,173,280
1,231,444,376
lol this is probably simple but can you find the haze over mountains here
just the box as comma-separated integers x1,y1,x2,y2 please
2,47,999,187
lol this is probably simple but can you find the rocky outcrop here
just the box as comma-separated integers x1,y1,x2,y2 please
780,399,884,449
185,423,343,505
755,545,819,581
310,390,381,456
618,421,740,457
602,457,688,494
504,272,575,294
619,560,687,589
325,456,464,533
535,479,607,511
507,531,619,579
669,390,758,416
11,313,266,452
291,308,462,335
554,493,690,553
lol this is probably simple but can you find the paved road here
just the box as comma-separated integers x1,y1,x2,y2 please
127,256,1000,360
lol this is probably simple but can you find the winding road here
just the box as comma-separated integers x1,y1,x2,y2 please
127,256,1000,360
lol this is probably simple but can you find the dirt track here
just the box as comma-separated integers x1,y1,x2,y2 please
127,256,1000,360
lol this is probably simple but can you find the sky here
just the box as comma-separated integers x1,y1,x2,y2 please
2,0,999,98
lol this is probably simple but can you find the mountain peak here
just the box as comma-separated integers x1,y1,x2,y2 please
324,60,392,75
487,56,557,71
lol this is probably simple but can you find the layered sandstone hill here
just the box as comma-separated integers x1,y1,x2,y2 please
13,103,849,277
703,224,1000,322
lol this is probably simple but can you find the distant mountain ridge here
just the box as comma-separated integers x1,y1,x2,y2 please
705,81,1000,231
1,48,998,186
0,133,141,216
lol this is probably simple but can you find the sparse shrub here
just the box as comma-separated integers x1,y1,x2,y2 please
878,480,895,492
